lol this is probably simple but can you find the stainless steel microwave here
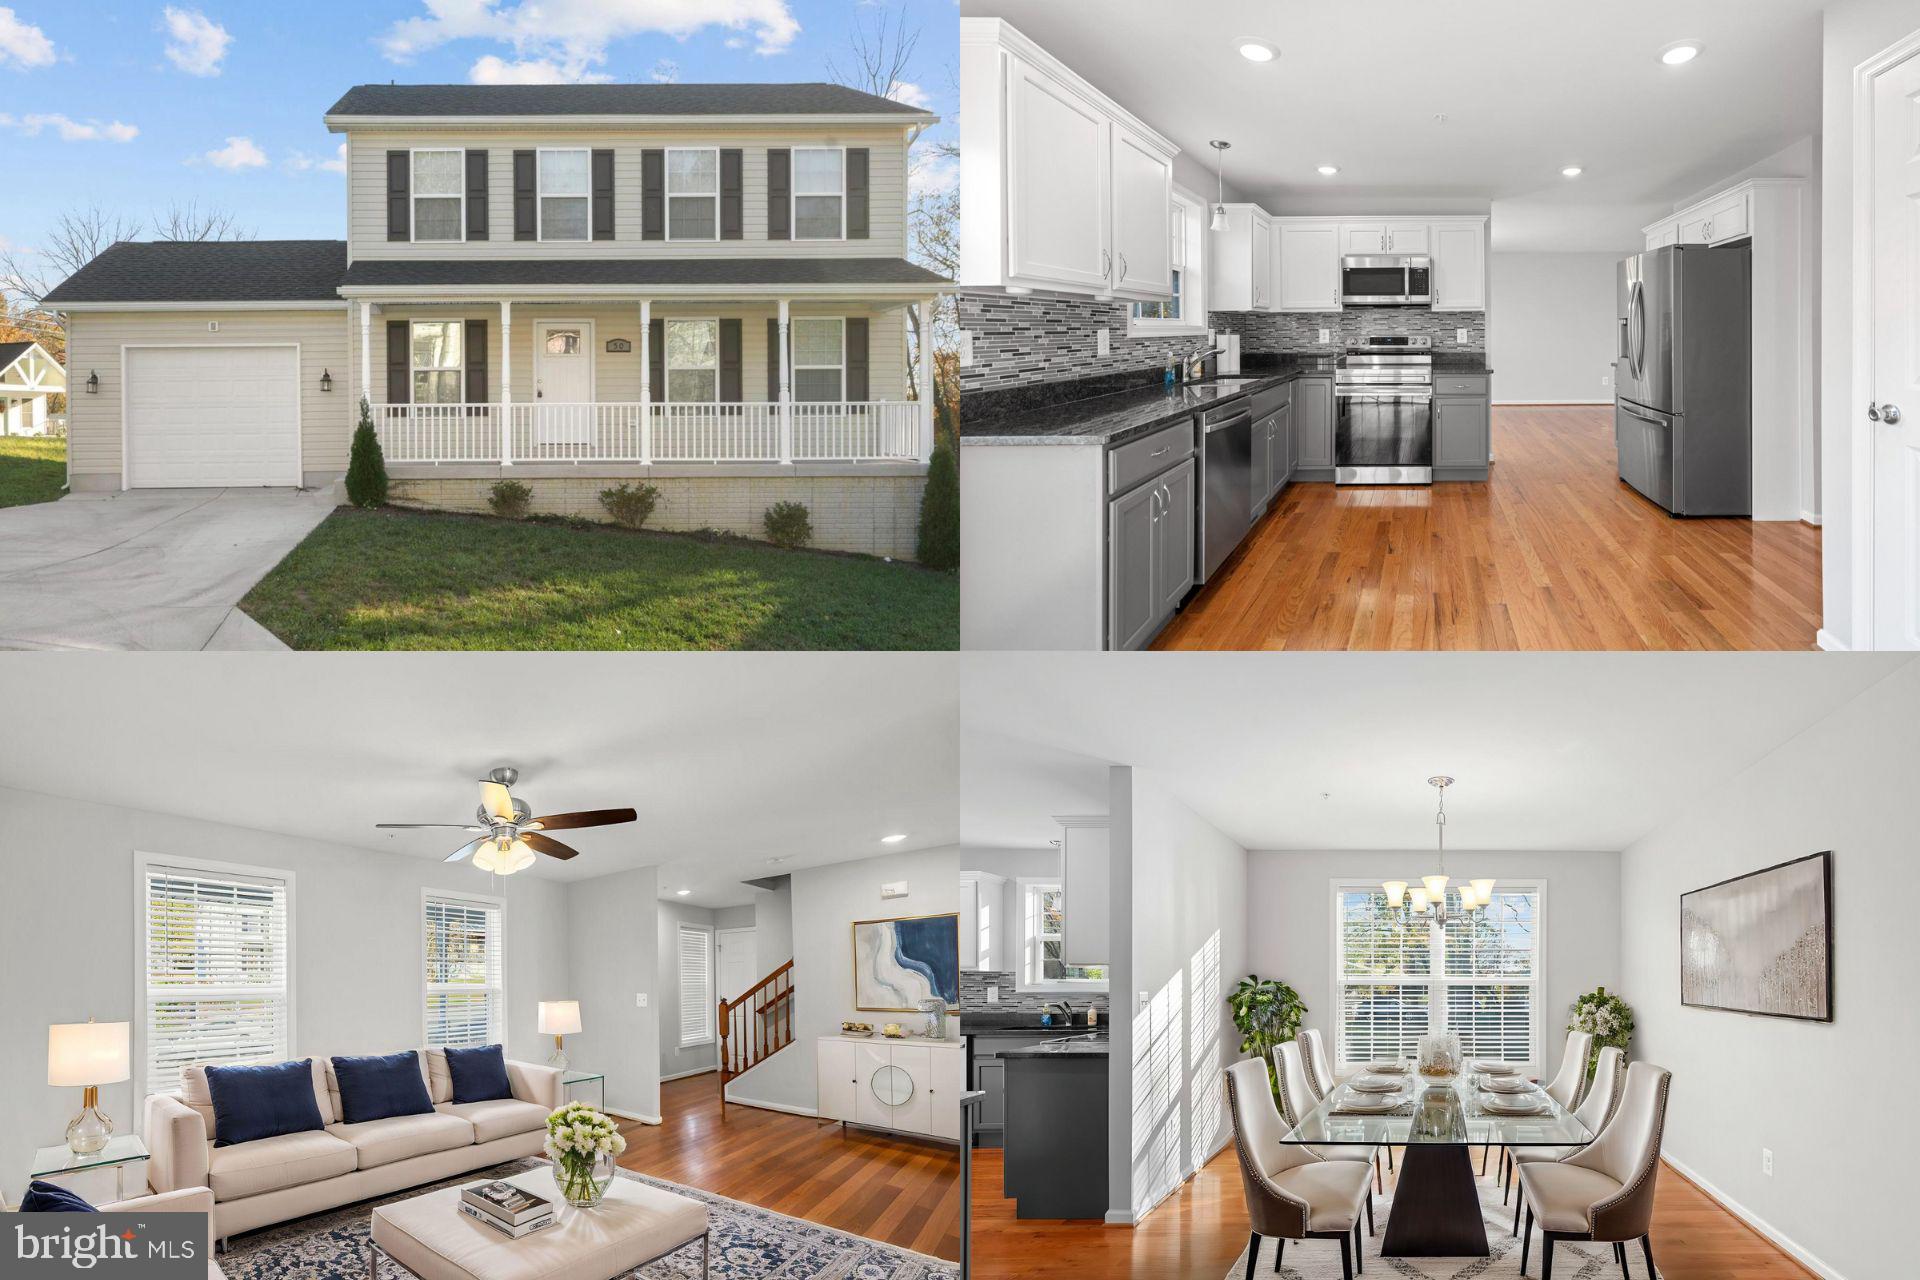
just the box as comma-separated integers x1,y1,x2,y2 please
1340,255,1432,307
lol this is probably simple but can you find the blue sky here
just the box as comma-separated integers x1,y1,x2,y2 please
0,1,954,271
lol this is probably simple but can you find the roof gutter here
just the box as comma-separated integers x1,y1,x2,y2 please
335,282,950,300
324,112,938,132
49,300,351,312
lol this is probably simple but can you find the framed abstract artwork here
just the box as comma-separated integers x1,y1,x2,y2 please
851,913,961,1012
1679,851,1833,1021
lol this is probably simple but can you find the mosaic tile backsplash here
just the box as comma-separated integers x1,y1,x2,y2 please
1210,308,1486,354
960,969,1111,1014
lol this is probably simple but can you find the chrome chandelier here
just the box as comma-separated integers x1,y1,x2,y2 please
1382,776,1494,922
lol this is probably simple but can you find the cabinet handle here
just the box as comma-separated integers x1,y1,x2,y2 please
1102,249,1111,276
1149,446,1170,457
1119,252,1129,279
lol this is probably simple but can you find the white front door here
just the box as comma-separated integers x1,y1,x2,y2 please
534,322,592,446
716,928,758,1003
1872,42,1920,648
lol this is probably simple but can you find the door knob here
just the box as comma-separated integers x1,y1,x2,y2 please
1877,403,1902,424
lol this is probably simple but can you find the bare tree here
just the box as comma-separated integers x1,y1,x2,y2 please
153,201,254,243
0,203,144,305
825,7,921,101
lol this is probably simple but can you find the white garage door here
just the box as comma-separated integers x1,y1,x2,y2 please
126,346,300,488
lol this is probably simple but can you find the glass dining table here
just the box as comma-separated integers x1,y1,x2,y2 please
1278,1063,1594,1257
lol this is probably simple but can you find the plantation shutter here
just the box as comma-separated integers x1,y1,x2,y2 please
591,149,615,241
648,318,664,402
766,149,791,240
512,151,536,241
846,148,870,239
464,319,488,405
423,894,504,1049
1441,890,1538,1065
386,151,410,241
641,149,665,241
142,862,290,1097
846,318,870,401
678,925,713,1047
719,149,743,240
465,150,489,239
719,318,742,402
386,320,410,404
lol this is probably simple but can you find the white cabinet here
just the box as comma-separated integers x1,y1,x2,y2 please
1057,815,1111,967
1273,220,1343,311
1251,210,1272,310
1209,204,1276,311
1343,223,1388,255
1003,53,1110,292
1341,222,1425,254
818,1035,964,1142
929,1041,965,1141
958,870,1008,970
1111,123,1175,297
1384,221,1430,254
1429,220,1487,311
1644,220,1679,250
1647,186,1756,250
1219,215,1484,314
817,1038,858,1122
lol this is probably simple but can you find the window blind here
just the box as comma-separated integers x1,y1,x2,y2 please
424,894,503,1049
678,925,713,1048
142,863,290,1097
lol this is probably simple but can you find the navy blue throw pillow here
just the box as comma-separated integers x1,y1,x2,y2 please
331,1051,433,1124
444,1044,513,1104
204,1059,325,1148
20,1180,96,1212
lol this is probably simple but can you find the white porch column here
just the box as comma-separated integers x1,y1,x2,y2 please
358,301,373,411
915,297,936,462
638,299,653,465
777,298,794,465
499,300,513,466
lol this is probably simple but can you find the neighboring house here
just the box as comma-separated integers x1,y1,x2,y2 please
0,341,64,436
43,83,949,558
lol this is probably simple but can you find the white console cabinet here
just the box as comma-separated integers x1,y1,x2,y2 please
817,1035,964,1142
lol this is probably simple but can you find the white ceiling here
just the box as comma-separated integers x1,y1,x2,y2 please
966,0,1825,251
0,655,957,909
961,654,1910,853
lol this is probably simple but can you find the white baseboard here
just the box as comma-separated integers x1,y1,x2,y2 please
607,1108,662,1126
1800,511,1823,527
720,1091,818,1118
1104,1210,1137,1225
1661,1153,1844,1280
1815,628,1849,652
661,1067,717,1083
1493,399,1613,406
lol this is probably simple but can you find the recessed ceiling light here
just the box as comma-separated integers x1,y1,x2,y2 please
1561,166,1583,178
767,855,791,865
1237,39,1278,63
675,888,691,896
880,833,908,844
1317,165,1340,177
1660,40,1701,65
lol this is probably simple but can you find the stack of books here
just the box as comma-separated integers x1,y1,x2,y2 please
459,1181,557,1239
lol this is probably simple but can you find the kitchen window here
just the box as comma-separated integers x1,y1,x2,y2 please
412,149,464,243
1130,189,1206,336
792,147,845,240
1019,879,1107,990
422,891,504,1049
1332,881,1542,1070
666,148,719,241
538,149,591,242
665,318,719,403
790,317,845,401
411,320,464,405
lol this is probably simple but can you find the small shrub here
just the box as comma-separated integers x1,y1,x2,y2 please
488,479,533,518
599,482,661,529
917,389,959,569
762,500,813,549
345,398,389,509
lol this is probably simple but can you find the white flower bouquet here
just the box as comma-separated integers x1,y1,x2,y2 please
545,1102,626,1207
1567,985,1634,1079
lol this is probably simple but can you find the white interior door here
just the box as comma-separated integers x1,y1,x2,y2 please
125,346,299,488
716,928,758,1003
1872,44,1920,648
534,322,592,446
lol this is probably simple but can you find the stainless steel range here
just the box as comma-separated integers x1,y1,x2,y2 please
1335,334,1434,485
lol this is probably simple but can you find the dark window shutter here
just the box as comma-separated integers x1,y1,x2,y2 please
387,151,409,241
767,149,791,241
766,318,781,400
464,319,488,404
846,148,870,240
641,149,665,241
720,149,743,240
648,318,665,402
466,151,489,239
719,319,743,403
846,318,870,402
386,320,410,404
592,149,615,241
513,151,536,241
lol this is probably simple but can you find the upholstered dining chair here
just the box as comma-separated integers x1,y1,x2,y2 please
1225,1057,1375,1280
1301,1028,1393,1178
1507,1045,1626,1214
1274,1040,1381,1194
1543,1029,1595,1112
1516,1061,1673,1280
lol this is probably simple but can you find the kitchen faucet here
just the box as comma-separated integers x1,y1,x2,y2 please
1186,344,1223,381
1047,1000,1076,1026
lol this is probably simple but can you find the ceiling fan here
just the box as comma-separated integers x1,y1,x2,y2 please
376,767,636,875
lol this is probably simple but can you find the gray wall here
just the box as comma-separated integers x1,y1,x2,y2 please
656,901,720,1081
1487,253,1628,403
1244,849,1623,1081
564,867,660,1122
1620,659,1916,1280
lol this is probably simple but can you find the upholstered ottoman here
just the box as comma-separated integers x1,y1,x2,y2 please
369,1169,708,1280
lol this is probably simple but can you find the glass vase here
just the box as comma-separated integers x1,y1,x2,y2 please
551,1150,615,1208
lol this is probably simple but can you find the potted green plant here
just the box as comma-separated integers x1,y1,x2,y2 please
1567,985,1633,1078
1228,974,1307,1098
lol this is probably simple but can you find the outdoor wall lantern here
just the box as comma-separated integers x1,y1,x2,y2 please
85,371,98,394
320,369,333,393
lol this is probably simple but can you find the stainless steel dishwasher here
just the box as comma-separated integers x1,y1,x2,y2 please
1197,400,1253,583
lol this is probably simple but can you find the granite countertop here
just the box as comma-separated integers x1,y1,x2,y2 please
1432,355,1494,374
998,1033,1111,1060
963,359,1339,448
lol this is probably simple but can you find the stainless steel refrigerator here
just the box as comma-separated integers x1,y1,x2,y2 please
1615,242,1752,516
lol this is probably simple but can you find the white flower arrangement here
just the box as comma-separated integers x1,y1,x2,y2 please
1567,986,1634,1080
545,1102,626,1205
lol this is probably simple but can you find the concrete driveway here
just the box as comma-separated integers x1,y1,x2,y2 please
0,487,337,650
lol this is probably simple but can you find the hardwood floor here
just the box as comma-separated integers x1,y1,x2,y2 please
969,1145,1816,1279
1153,406,1822,650
615,1072,959,1261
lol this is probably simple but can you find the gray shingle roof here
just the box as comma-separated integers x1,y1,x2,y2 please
41,241,348,305
340,258,949,289
0,341,35,373
326,83,930,119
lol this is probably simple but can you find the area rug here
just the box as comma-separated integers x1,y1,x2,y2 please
1221,1164,1659,1278
219,1158,957,1280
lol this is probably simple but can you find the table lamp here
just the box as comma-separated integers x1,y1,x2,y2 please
48,1019,131,1155
538,1001,581,1070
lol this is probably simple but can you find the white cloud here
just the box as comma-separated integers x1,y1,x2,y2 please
161,7,231,76
386,0,801,80
886,80,932,110
0,6,55,69
0,112,138,142
286,141,347,174
469,53,610,84
202,135,267,170
648,58,678,84
910,153,957,198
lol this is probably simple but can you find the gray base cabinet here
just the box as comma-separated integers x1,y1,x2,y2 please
1109,455,1195,650
1293,374,1335,472
1433,373,1492,477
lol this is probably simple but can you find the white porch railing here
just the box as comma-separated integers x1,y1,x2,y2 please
374,402,922,465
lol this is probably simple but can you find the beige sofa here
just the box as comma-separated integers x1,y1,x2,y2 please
144,1050,561,1241
100,1186,226,1279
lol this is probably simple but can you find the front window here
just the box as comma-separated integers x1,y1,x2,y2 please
411,321,464,405
1021,880,1107,988
665,319,719,403
792,147,845,240
539,149,590,242
412,149,463,243
791,317,845,401
667,148,719,241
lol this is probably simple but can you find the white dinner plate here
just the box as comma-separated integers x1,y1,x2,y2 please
1366,1061,1408,1074
1483,1076,1536,1094
1338,1094,1400,1113
1472,1061,1519,1075
1481,1094,1549,1115
1348,1075,1402,1092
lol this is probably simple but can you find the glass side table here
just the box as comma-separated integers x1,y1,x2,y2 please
29,1135,150,1203
560,1071,606,1112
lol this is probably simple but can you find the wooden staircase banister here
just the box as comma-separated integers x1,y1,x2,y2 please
718,960,796,1095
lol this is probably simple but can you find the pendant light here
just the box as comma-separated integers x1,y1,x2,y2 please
1384,776,1492,922
1209,140,1231,232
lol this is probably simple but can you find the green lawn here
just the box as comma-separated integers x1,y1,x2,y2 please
240,506,958,651
0,436,66,508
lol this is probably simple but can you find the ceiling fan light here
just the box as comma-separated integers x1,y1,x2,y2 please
472,840,506,874
1383,879,1408,907
500,839,535,875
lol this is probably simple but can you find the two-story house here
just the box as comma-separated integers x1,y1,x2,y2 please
44,82,948,559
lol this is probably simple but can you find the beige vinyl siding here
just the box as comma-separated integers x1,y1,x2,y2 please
348,127,911,261
65,309,351,485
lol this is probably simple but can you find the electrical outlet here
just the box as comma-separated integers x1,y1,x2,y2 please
1601,372,1612,387
1762,1148,1773,1176
1456,328,1469,345
1318,327,1331,345
958,330,975,368
635,992,648,1008
985,986,1000,1004
1096,328,1110,358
